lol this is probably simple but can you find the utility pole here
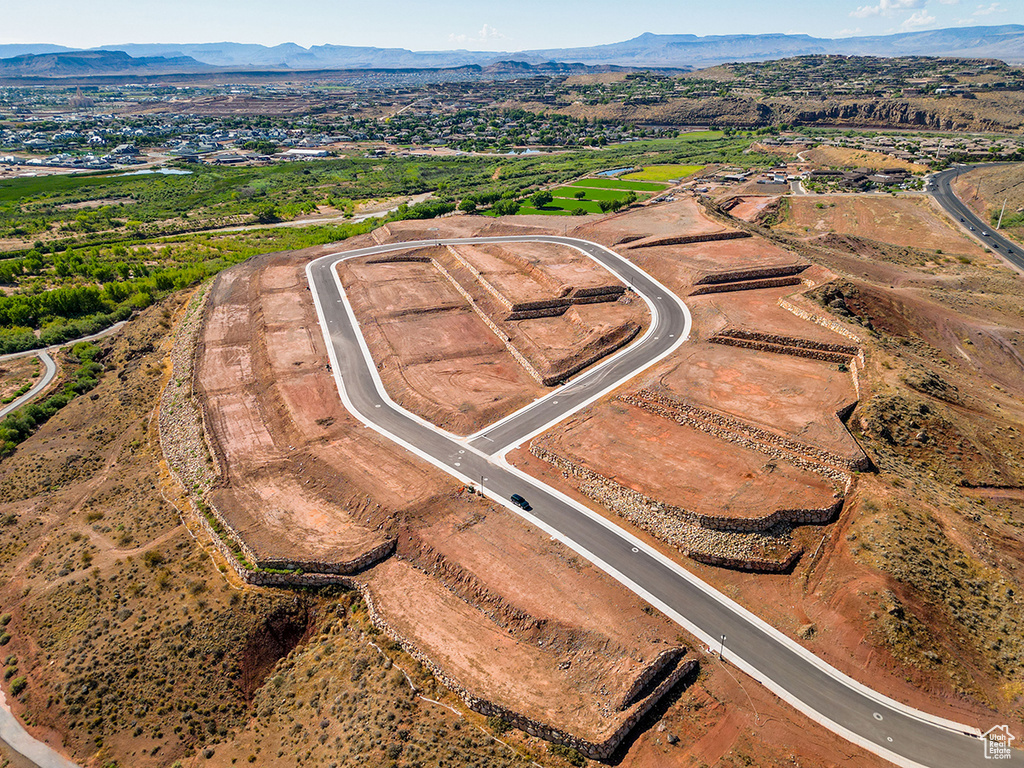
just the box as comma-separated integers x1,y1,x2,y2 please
997,198,1007,230
720,634,727,661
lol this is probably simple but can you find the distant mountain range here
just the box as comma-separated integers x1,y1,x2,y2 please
1,25,1022,75
0,50,208,77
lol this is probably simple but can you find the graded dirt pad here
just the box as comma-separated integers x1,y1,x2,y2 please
646,342,861,460
577,196,725,246
532,400,837,523
687,280,855,345
780,195,986,257
728,195,780,222
338,252,546,434
195,246,425,566
369,489,690,740
453,240,625,298
381,310,504,363
364,554,675,743
620,235,805,293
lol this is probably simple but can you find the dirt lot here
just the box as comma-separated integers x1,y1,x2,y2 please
339,251,547,434
528,400,838,523
686,279,853,344
779,195,987,257
801,146,929,173
646,342,861,460
577,197,725,244
727,195,780,222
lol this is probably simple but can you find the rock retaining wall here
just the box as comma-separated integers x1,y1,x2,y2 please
616,647,685,710
626,231,751,249
713,328,859,356
694,264,808,286
690,276,803,295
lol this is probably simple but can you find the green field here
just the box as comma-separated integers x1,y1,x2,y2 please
623,164,704,182
570,178,667,192
519,198,605,215
552,185,649,202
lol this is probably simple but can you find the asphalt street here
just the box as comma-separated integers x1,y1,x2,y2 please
307,235,996,768
929,164,1024,273
0,351,54,420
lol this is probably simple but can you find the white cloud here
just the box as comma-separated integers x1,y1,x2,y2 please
448,24,506,46
972,2,1004,15
836,27,864,36
937,0,960,5
902,9,938,28
850,0,925,18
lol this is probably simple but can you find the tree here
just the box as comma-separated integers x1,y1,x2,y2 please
530,190,554,209
492,199,520,216
458,199,477,214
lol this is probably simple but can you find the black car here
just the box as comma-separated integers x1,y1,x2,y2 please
510,493,532,511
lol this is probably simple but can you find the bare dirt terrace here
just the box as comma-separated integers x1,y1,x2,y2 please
726,195,780,222
189,234,696,755
779,195,987,259
339,239,647,434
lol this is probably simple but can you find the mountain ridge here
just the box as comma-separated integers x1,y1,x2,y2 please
1,25,1022,72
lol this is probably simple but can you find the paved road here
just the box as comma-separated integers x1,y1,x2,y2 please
0,321,128,422
0,689,77,768
308,236,996,768
0,351,54,420
928,164,1024,274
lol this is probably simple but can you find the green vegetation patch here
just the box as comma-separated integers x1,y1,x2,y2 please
570,178,667,192
552,185,648,202
623,163,704,182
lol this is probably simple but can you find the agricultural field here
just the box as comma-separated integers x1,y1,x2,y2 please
622,163,704,182
517,178,667,215
567,177,667,192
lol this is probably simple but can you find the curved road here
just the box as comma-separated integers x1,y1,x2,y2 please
0,351,55,421
929,164,1024,274
0,321,128,422
307,236,995,768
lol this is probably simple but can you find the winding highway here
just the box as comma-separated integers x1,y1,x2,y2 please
929,164,1024,274
307,236,997,768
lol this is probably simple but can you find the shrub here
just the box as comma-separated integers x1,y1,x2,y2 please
10,676,26,695
548,743,585,766
487,716,510,735
142,549,165,568
0,634,10,646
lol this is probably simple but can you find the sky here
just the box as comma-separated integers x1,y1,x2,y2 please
1,0,1020,50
